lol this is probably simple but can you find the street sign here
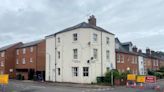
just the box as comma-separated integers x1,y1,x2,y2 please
145,76,156,83
0,74,9,84
136,76,145,83
127,74,136,81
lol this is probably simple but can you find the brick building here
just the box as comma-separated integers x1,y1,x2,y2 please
115,38,138,74
15,39,45,80
0,42,22,78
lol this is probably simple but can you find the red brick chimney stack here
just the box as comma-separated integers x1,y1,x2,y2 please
88,15,96,26
132,46,138,52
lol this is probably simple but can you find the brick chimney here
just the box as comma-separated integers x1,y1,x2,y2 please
88,15,96,26
138,49,142,53
146,48,151,55
151,50,155,55
132,46,138,52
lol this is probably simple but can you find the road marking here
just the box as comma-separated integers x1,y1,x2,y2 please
82,88,113,92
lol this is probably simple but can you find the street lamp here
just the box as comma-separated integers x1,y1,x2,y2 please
127,67,130,74
111,63,114,86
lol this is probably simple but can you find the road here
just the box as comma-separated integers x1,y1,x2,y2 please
0,79,164,92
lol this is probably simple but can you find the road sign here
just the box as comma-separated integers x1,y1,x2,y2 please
145,76,156,83
127,74,136,81
0,74,9,84
136,76,145,83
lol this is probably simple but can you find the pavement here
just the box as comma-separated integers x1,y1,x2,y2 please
0,79,164,92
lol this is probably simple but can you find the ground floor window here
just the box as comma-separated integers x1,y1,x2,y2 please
83,67,89,77
72,67,78,76
58,68,60,76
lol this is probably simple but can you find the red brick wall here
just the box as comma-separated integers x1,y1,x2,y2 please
116,52,138,74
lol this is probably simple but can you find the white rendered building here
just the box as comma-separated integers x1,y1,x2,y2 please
45,16,115,83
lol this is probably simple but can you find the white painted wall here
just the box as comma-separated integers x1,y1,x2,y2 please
138,56,145,75
46,28,115,83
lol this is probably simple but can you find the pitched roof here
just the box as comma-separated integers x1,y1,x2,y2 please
46,22,114,37
0,42,22,52
19,39,44,48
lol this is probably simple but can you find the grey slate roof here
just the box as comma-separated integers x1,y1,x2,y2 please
19,39,44,48
46,22,114,37
0,42,22,52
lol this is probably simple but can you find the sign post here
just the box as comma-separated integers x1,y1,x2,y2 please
0,74,9,92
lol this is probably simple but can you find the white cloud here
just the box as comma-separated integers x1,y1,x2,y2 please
0,0,164,51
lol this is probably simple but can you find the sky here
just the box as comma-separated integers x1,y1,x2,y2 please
0,0,164,51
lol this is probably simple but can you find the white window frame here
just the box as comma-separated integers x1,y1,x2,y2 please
58,68,60,76
1,52,5,57
106,37,110,44
120,55,124,63
93,33,98,42
30,47,33,52
23,48,26,54
106,50,110,61
1,61,4,67
117,54,120,63
93,49,98,59
83,67,89,77
16,49,19,55
72,67,78,77
30,58,33,63
22,58,26,64
58,51,60,59
73,33,78,41
58,37,60,43
16,59,19,64
73,49,78,59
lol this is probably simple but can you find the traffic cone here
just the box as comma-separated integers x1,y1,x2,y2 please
126,82,130,88
139,83,144,89
155,85,160,91
133,82,136,88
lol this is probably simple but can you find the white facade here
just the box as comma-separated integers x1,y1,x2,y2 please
46,27,115,83
138,56,145,75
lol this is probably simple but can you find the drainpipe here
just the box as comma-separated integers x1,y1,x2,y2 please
100,31,103,77
55,35,57,82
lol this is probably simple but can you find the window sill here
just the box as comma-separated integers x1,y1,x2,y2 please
72,59,80,63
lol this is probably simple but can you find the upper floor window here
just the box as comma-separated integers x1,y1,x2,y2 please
1,52,5,57
30,47,33,52
30,58,33,63
16,59,19,64
117,54,120,63
106,37,110,44
58,68,61,76
93,49,98,59
106,50,110,60
73,33,78,41
16,49,19,55
58,37,60,43
58,51,60,59
1,61,4,67
73,49,78,59
72,67,78,77
120,55,124,63
23,48,26,54
22,58,26,64
83,67,89,77
93,33,97,42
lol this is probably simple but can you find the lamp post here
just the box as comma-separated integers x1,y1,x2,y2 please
111,63,114,86
127,67,130,74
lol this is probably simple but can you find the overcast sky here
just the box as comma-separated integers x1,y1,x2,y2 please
0,0,164,51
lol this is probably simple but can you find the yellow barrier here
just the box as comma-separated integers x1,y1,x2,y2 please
0,74,9,84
